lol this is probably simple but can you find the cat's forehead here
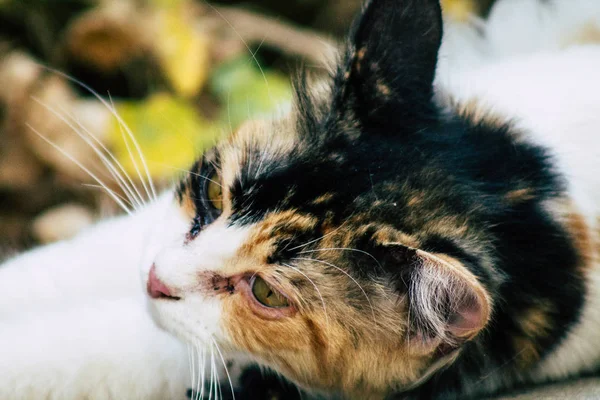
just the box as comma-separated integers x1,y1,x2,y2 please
215,117,355,224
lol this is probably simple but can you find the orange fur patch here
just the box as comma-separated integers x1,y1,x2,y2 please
543,198,594,274
563,22,600,47
452,97,508,128
505,188,535,204
513,302,553,368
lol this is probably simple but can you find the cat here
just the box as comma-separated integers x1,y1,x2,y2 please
1,0,600,399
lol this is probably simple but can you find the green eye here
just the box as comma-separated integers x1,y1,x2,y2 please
206,172,223,211
251,277,289,308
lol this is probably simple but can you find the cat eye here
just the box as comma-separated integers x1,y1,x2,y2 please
251,276,289,308
206,172,223,212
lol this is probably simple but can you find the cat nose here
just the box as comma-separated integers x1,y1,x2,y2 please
147,264,179,300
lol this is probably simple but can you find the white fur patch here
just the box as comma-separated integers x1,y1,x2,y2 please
536,257,600,380
0,193,192,399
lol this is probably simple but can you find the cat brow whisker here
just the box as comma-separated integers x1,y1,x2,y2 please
212,337,236,400
293,257,377,324
281,262,329,327
26,123,132,215
154,163,224,188
297,247,384,271
31,97,145,209
204,2,273,104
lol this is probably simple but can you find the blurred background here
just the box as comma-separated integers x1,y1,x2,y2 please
0,0,496,252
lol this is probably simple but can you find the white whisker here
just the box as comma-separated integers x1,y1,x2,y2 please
281,262,329,327
26,124,132,215
107,94,156,203
286,224,346,251
297,247,384,271
31,97,145,209
81,184,135,208
56,103,147,207
207,345,215,400
205,3,273,104
153,163,223,188
293,257,377,323
212,337,236,400
189,343,196,400
37,67,157,201
198,344,206,400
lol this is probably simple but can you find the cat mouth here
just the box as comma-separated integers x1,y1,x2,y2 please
147,264,181,300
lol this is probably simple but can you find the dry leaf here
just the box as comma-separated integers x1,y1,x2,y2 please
32,203,95,244
64,0,149,72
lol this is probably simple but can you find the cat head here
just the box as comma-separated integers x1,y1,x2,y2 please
143,0,493,397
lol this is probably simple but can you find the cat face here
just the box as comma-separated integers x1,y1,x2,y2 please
143,0,493,397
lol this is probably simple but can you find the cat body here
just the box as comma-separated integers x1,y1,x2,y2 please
1,1,600,399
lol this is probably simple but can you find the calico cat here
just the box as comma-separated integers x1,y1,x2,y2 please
1,0,600,399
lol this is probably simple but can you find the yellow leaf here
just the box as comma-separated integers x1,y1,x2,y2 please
154,7,210,97
108,93,218,180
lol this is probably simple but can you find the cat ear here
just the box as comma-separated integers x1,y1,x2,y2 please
384,243,491,353
333,0,443,127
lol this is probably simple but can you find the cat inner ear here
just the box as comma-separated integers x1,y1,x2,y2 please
334,0,443,128
384,243,491,354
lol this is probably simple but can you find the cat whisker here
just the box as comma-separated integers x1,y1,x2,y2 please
207,344,216,400
195,342,203,400
81,184,135,208
187,343,195,400
155,164,224,188
297,247,384,271
286,223,347,252
281,262,329,328
212,337,236,400
474,348,527,385
26,123,133,215
191,343,203,400
30,97,145,209
107,93,156,203
203,2,273,104
38,66,157,202
55,103,147,208
213,344,221,400
293,257,377,324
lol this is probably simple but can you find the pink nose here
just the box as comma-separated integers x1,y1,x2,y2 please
147,264,177,299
